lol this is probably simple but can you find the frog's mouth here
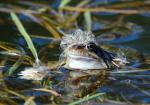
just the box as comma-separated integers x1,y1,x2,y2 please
68,54,96,61
65,47,99,61
64,47,107,70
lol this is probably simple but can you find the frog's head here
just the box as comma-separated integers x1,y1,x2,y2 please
60,29,109,70
61,29,97,57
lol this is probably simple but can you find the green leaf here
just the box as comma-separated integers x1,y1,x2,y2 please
59,0,71,8
84,11,92,31
10,12,40,64
69,93,105,105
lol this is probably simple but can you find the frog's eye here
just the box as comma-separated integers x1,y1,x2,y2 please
86,42,96,50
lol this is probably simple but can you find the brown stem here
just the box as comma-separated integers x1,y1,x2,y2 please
61,6,150,14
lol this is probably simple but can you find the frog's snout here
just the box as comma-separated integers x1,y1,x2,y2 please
71,44,85,50
71,42,97,51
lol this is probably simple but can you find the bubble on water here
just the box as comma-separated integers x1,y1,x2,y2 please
19,64,50,80
60,29,97,50
112,50,129,67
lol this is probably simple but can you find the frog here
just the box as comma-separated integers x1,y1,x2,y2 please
60,29,127,71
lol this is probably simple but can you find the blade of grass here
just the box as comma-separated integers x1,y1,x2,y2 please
4,89,36,105
33,88,61,96
24,96,36,105
4,88,26,100
68,93,105,105
7,56,24,76
84,11,92,31
0,97,18,105
41,16,61,39
110,68,150,74
59,0,71,20
60,6,149,14
129,83,150,97
10,12,40,64
59,0,71,8
0,41,26,76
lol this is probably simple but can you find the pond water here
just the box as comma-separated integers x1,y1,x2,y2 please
0,0,150,105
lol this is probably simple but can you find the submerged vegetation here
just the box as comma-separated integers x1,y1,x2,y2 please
0,0,150,105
